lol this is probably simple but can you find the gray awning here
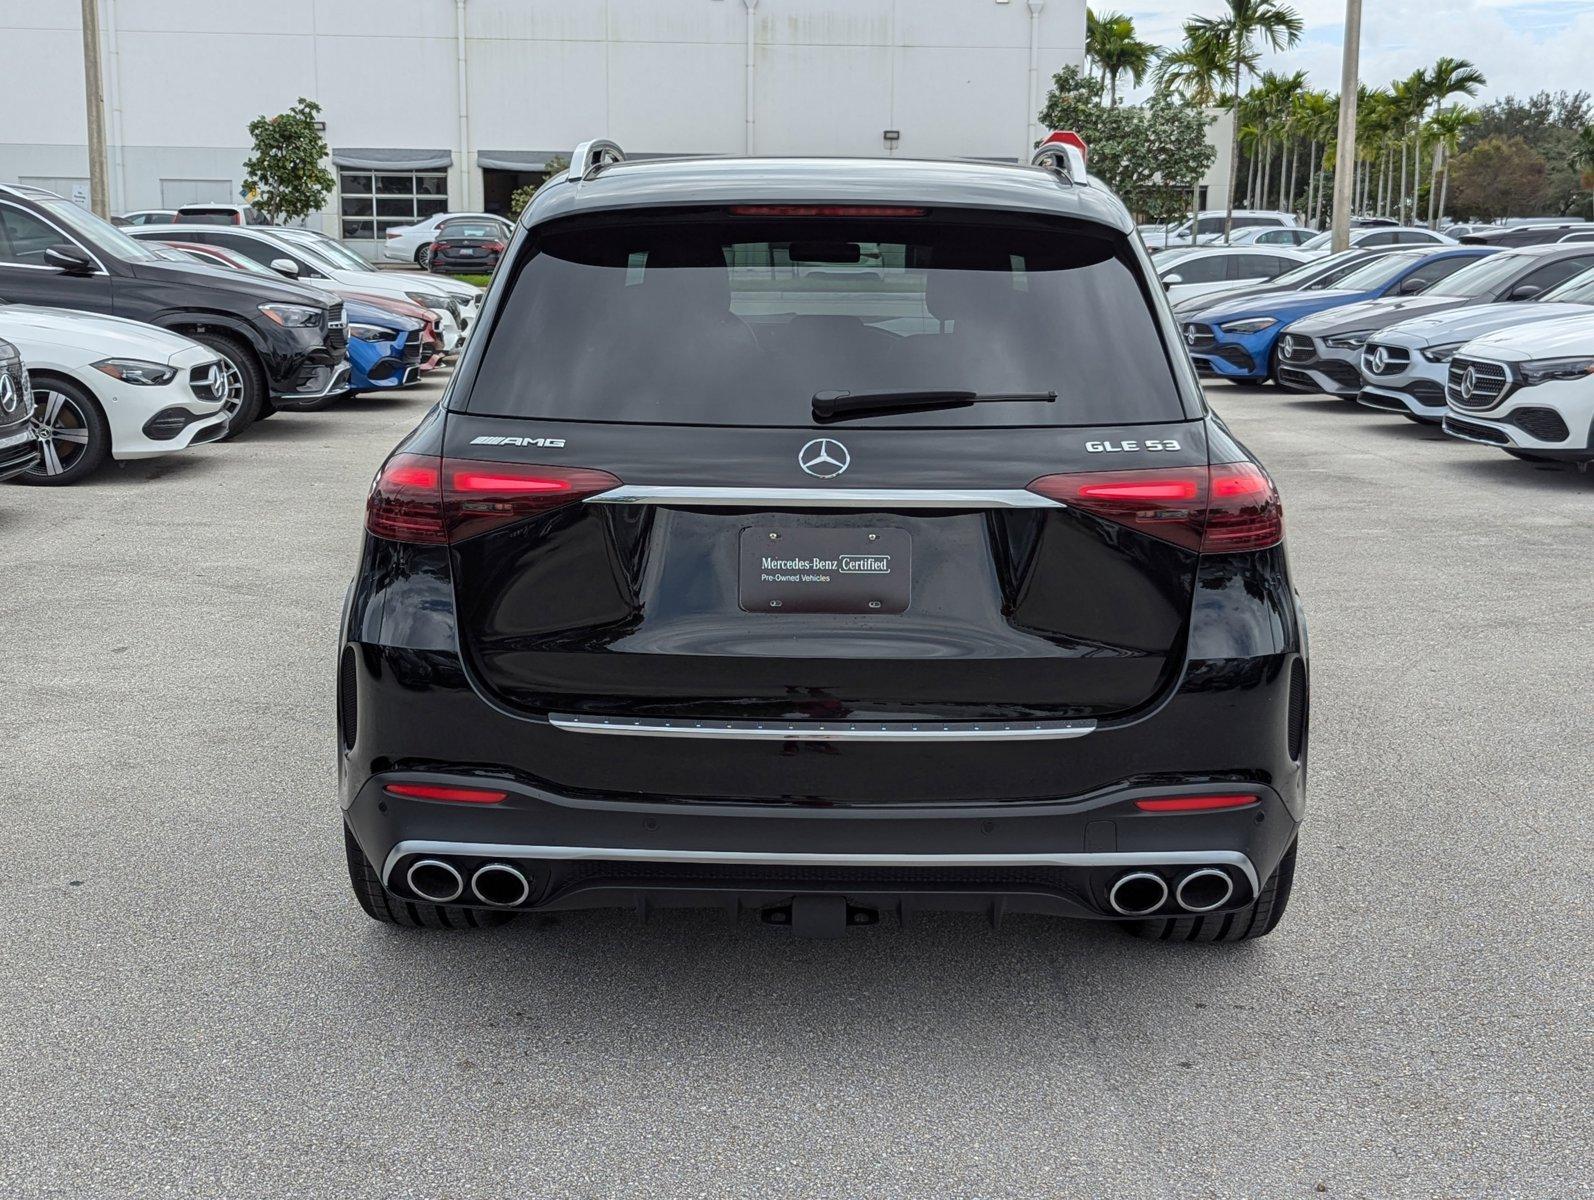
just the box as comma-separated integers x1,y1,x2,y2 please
332,147,453,171
476,150,564,172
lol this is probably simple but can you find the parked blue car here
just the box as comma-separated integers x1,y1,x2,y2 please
1179,247,1498,384
344,300,425,397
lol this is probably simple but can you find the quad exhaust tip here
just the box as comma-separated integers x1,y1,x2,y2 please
1107,871,1169,917
470,862,532,908
1174,868,1234,914
406,858,464,904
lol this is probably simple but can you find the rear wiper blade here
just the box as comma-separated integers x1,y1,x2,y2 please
811,389,1057,422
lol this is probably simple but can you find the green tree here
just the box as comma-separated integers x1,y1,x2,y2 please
1039,66,1217,223
1466,92,1592,215
1421,57,1486,224
1156,25,1233,226
1085,8,1157,105
241,97,335,225
1187,0,1303,240
510,155,569,214
1447,136,1549,221
1429,106,1481,223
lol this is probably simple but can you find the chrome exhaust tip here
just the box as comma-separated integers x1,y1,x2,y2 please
405,858,464,904
470,862,531,908
1174,868,1235,913
1107,871,1169,917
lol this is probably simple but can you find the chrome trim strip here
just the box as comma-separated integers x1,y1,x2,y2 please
586,486,1061,509
549,713,1095,741
380,842,1261,898
0,429,34,451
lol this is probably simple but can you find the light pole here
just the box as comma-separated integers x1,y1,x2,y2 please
80,0,110,217
1329,0,1362,252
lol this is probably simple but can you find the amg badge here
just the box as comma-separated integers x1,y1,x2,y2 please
470,435,567,448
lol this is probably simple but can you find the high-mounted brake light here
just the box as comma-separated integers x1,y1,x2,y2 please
1026,463,1282,553
1135,793,1257,813
384,782,508,804
729,205,927,217
366,455,621,544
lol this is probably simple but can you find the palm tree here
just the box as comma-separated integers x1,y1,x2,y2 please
1423,57,1486,224
1429,106,1479,224
1188,0,1304,241
1155,27,1232,224
1085,9,1132,89
1087,9,1156,104
1390,71,1426,223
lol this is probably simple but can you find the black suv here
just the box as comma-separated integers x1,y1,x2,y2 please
0,185,348,436
0,337,38,481
338,140,1308,941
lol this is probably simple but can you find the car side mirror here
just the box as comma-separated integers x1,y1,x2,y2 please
269,257,301,278
1162,274,1184,286
1509,284,1541,300
44,244,95,275
1398,277,1429,295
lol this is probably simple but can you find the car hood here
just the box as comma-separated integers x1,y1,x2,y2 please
381,270,480,300
1285,294,1465,337
129,260,334,307
0,305,203,360
344,299,423,333
1372,302,1593,349
1191,288,1362,326
1459,311,1594,363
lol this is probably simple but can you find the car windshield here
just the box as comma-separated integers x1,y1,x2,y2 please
1297,231,1335,250
1539,267,1594,303
39,198,161,262
1266,251,1360,290
1328,252,1428,291
280,232,371,271
1426,252,1529,299
467,212,1188,428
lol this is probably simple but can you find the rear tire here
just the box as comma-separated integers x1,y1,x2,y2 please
189,332,265,440
343,824,516,929
1126,840,1297,943
416,245,433,270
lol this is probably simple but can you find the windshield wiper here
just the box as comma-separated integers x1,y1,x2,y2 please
811,389,1057,422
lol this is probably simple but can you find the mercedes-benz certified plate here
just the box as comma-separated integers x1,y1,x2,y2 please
740,527,911,614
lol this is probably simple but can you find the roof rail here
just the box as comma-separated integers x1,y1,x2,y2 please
1031,131,1089,186
566,139,625,183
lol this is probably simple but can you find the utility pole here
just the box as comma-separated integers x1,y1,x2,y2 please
1329,0,1361,252
80,0,110,217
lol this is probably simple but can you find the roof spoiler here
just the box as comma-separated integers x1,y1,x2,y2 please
1031,131,1089,186
567,139,625,183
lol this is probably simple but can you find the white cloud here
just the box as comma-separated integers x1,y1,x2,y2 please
1115,0,1594,103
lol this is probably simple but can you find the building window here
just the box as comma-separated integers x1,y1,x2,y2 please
339,171,449,243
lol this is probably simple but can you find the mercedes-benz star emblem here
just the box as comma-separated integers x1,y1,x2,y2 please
1370,346,1388,373
207,363,227,396
0,372,15,416
1183,326,1197,346
798,438,850,479
1460,367,1477,400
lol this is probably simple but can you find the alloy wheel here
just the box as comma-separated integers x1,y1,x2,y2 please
29,388,92,478
214,357,246,421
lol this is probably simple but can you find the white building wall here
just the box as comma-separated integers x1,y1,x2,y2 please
1,0,1084,239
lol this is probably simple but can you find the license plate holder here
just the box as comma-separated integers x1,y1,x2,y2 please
740,527,911,614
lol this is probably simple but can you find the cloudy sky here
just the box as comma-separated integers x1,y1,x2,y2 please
1117,0,1594,102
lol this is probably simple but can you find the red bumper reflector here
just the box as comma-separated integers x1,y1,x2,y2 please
383,783,508,804
1134,794,1258,813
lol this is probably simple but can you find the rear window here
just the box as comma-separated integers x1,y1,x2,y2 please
464,211,1187,427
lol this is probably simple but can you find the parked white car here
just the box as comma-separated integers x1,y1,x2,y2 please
1156,245,1314,305
129,225,480,350
1295,226,1455,257
1198,226,1318,248
1140,210,1300,251
382,212,503,267
1442,312,1594,465
0,306,227,485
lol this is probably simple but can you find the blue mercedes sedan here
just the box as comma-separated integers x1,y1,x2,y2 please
1179,246,1498,384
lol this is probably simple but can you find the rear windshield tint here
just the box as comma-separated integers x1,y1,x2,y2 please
464,211,1187,427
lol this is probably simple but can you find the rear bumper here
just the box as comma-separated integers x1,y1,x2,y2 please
347,774,1297,921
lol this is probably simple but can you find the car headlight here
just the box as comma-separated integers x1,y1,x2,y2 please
92,358,177,386
349,323,392,342
1420,343,1463,363
405,291,449,312
1519,356,1594,386
1218,318,1277,334
258,303,323,329
1325,329,1375,349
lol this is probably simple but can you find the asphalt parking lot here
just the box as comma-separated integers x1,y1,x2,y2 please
1,373,1588,1199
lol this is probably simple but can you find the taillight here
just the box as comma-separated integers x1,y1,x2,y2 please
365,454,620,544
1026,463,1282,553
1134,793,1257,812
485,241,506,252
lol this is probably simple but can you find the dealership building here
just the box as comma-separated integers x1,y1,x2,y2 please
5,0,1087,258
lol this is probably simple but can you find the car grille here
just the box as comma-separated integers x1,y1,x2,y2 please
1405,380,1447,406
1183,323,1216,349
1447,357,1512,410
1318,359,1364,389
1212,344,1255,371
187,363,221,403
325,302,348,351
1277,366,1316,390
1278,333,1316,362
1509,407,1570,442
0,355,25,420
402,333,423,365
1443,414,1510,445
1361,344,1410,376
